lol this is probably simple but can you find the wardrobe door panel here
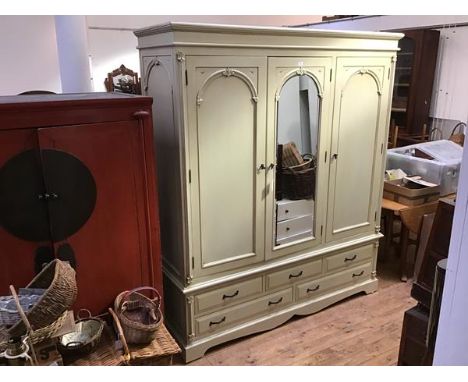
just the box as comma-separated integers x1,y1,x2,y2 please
37,121,154,313
142,55,186,278
0,129,52,294
327,57,391,242
265,56,333,260
186,56,267,278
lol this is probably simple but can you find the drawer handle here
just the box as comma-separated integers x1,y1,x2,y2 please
222,290,239,299
209,316,226,326
352,270,365,278
285,209,289,214
268,297,283,306
344,254,357,262
307,285,320,293
289,271,303,279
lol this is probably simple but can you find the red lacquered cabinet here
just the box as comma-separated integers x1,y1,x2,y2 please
0,93,163,314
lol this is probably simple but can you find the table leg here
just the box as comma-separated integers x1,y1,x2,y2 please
400,225,409,282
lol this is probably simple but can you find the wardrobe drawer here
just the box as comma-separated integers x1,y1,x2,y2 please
196,288,293,335
266,259,322,290
276,214,313,240
325,245,374,272
296,263,373,300
276,230,312,246
277,199,314,222
194,277,263,314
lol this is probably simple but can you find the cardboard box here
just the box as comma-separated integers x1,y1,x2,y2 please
383,178,440,206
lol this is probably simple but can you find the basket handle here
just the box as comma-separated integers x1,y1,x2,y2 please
77,309,93,321
65,341,85,348
450,122,466,137
119,287,161,308
9,285,33,332
108,308,131,365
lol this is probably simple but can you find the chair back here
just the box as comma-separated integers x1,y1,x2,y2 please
104,65,141,95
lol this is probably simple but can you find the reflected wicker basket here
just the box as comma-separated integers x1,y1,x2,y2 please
282,155,316,200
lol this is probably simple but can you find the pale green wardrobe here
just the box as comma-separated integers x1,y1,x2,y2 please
135,23,402,362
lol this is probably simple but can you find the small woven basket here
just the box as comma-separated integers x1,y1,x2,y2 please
114,287,163,345
7,260,77,338
57,309,104,356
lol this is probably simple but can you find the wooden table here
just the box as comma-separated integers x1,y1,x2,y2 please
381,198,439,281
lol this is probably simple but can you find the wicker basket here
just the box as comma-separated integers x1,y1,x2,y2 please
449,122,465,147
58,309,104,356
7,260,77,338
114,287,163,345
63,321,125,366
282,155,316,200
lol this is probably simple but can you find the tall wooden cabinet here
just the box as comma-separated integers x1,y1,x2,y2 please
0,94,163,315
390,29,440,145
136,23,401,362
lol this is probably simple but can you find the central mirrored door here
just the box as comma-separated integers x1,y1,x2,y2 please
265,57,334,260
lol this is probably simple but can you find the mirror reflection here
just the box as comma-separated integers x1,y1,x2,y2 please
275,75,319,247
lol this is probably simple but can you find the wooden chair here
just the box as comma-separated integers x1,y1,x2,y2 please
388,119,399,149
381,199,438,281
396,123,430,146
104,64,141,95
398,201,438,281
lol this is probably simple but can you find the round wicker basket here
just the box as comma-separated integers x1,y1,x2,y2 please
114,287,162,345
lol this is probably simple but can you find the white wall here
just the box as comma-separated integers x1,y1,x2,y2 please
278,78,302,150
0,16,61,95
88,28,141,92
86,15,322,91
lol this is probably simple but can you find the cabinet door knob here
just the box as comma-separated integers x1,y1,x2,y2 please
257,164,266,171
332,153,338,160
268,163,275,170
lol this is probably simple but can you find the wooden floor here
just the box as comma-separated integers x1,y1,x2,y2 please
174,251,416,366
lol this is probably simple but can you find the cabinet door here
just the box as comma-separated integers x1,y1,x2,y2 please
186,56,267,278
265,56,334,260
0,129,53,294
37,120,157,313
142,55,186,278
326,57,391,242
